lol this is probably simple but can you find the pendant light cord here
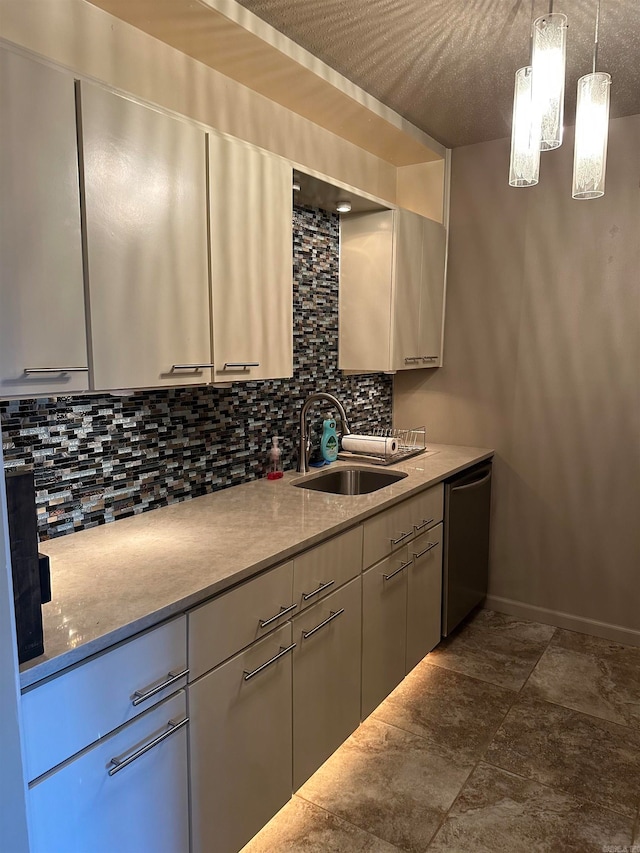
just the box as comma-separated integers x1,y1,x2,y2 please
593,0,601,73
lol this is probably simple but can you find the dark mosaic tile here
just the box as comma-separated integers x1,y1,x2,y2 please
1,206,393,541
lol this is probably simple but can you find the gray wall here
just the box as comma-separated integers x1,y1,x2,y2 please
395,113,640,645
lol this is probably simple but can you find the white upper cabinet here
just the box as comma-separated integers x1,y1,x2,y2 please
0,49,88,398
80,82,212,390
208,133,293,383
339,208,446,373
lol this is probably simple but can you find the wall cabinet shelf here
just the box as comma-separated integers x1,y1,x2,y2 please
339,208,446,372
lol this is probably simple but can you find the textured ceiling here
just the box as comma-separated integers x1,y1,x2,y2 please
233,0,640,148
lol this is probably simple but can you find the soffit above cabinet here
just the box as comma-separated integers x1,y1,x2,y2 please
85,0,444,166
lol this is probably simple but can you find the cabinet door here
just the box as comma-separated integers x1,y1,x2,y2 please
81,82,211,390
406,524,443,672
189,623,293,853
28,692,189,853
209,133,292,382
0,49,88,397
418,217,446,366
391,209,423,370
362,549,409,719
293,577,361,790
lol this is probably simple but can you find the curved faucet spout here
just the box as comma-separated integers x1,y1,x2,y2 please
297,392,351,474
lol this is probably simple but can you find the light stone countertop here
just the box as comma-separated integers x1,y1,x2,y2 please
21,443,493,689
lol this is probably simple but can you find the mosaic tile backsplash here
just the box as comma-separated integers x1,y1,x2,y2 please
1,206,393,540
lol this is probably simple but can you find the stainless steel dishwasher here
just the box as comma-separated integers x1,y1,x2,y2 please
442,460,493,637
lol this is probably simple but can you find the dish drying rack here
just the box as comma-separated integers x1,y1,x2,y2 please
338,427,427,466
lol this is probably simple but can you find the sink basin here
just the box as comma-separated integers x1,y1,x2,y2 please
292,467,408,495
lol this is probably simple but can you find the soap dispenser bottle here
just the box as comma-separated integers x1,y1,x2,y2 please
320,418,339,463
266,436,284,480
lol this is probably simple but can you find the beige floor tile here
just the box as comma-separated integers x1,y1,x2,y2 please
427,609,555,691
299,716,472,852
241,796,401,853
486,693,640,819
428,763,634,853
373,660,514,764
525,628,640,729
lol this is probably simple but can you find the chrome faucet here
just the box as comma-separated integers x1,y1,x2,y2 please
297,392,351,474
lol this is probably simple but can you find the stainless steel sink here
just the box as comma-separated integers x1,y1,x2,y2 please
292,467,408,495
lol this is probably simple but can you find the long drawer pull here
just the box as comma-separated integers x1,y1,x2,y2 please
404,357,421,364
302,608,345,640
302,579,335,601
414,517,435,532
171,363,215,371
390,530,412,546
223,362,260,370
413,542,438,560
132,669,189,707
259,602,298,628
244,643,296,681
383,560,412,581
108,717,188,777
24,366,89,374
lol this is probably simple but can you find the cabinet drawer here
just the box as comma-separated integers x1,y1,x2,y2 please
189,623,293,853
406,523,443,672
361,548,410,718
363,497,416,568
292,576,362,790
21,616,187,782
293,526,362,611
410,484,444,533
29,691,189,853
188,560,294,680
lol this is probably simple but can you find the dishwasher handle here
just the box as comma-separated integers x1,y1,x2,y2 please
450,469,492,492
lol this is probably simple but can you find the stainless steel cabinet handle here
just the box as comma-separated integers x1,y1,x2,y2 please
302,579,335,601
302,608,345,640
108,717,188,777
223,362,260,370
24,367,89,374
390,530,412,546
413,542,438,559
171,363,215,371
404,357,421,364
414,517,435,532
422,356,438,362
131,669,189,707
383,560,412,581
259,602,298,628
243,643,296,681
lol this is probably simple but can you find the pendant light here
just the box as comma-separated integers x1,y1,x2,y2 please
509,1,541,187
572,0,611,199
531,8,568,151
509,66,541,186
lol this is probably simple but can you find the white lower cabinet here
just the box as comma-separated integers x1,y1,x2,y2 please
188,623,294,853
406,524,443,671
361,547,411,719
292,576,362,790
28,691,189,853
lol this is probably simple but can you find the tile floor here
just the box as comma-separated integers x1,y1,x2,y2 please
242,609,640,853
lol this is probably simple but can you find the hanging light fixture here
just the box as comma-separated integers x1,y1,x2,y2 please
509,66,541,186
572,0,611,199
531,8,568,151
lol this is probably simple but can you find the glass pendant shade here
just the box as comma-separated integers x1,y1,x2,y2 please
531,13,568,150
572,71,611,199
509,67,541,187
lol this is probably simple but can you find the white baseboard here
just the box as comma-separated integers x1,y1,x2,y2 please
485,595,640,649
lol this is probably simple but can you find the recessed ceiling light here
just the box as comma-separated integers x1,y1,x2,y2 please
336,200,351,213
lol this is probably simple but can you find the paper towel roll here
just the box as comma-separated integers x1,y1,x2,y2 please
341,434,398,457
